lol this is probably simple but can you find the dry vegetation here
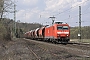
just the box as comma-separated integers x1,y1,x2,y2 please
0,38,90,60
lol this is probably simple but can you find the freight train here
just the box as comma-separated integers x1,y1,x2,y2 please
24,22,70,43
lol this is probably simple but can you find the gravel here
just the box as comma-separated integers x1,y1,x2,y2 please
0,38,90,60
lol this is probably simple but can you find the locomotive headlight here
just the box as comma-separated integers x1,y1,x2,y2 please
67,35,69,36
57,34,60,36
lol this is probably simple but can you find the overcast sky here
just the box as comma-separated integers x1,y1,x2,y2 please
9,0,90,27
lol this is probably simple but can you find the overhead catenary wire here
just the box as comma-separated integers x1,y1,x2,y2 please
14,0,90,26
54,0,89,16
53,0,90,24
61,10,90,23
39,0,90,26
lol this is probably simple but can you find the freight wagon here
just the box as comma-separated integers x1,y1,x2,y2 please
24,22,70,43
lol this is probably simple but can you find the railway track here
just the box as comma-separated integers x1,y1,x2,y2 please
68,41,90,46
65,42,90,50
24,39,68,59
25,39,41,60
43,40,90,50
25,39,60,59
24,38,90,58
24,38,90,51
37,45,60,57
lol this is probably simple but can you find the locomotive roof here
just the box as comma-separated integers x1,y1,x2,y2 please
45,23,69,28
55,22,63,24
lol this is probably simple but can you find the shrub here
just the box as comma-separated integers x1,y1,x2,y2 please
0,22,11,41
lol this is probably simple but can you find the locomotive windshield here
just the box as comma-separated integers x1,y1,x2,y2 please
63,26,68,30
57,26,68,30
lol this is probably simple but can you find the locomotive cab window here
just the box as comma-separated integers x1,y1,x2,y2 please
63,26,68,30
57,26,68,30
57,26,63,30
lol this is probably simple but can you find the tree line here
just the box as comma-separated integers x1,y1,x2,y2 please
0,0,13,41
0,0,90,40
70,26,90,39
0,18,90,40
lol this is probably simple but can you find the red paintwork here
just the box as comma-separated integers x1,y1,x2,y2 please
45,23,70,39
24,22,70,42
45,26,53,38
38,27,45,38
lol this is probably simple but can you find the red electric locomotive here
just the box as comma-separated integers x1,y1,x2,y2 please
44,22,70,43
24,22,70,43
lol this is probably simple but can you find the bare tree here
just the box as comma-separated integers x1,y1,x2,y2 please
0,0,14,40
0,0,4,19
0,0,13,20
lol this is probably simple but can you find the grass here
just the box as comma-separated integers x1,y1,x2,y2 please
70,39,90,43
81,39,90,43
